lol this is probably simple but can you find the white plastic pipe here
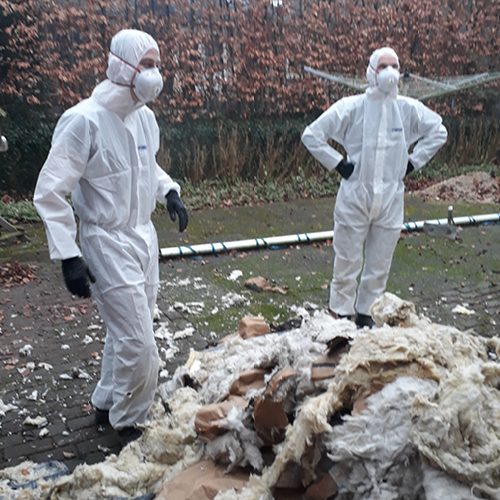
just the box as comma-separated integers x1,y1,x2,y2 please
160,212,500,258
402,212,500,231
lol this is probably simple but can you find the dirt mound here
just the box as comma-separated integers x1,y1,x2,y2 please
415,171,499,203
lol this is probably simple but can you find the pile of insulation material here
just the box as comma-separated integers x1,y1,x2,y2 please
2,292,500,500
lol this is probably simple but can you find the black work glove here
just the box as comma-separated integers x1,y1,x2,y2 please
405,161,415,177
61,256,96,299
166,190,188,232
336,160,355,180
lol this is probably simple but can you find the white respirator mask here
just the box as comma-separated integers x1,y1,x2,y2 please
109,51,164,103
133,67,164,103
377,66,400,93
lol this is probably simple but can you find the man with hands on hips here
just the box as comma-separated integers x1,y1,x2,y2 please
34,29,188,446
302,47,447,329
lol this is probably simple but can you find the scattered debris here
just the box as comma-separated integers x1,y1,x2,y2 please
154,304,161,321
1,293,499,500
452,304,476,315
173,327,196,340
370,292,419,327
26,390,38,401
23,416,48,427
244,276,288,295
227,270,243,281
19,344,33,357
220,292,249,309
0,400,17,416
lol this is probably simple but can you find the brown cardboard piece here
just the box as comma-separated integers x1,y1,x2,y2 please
254,366,297,445
237,315,271,339
311,335,351,382
155,460,250,500
273,487,307,499
264,366,297,397
304,471,339,500
195,395,249,442
218,315,271,345
245,276,288,295
275,461,305,489
229,368,269,396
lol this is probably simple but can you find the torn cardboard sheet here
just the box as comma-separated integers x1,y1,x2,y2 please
254,367,298,445
219,316,271,345
195,395,249,442
155,459,250,500
237,316,271,339
244,277,287,295
229,368,269,396
311,335,351,382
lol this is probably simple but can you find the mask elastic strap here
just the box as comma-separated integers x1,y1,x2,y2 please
110,51,141,73
109,51,141,89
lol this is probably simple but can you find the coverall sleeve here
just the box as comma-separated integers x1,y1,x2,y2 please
301,100,350,171
33,113,90,261
149,114,181,203
408,102,447,171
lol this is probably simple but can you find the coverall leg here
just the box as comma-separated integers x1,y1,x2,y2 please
355,224,401,315
92,280,159,429
86,224,160,430
329,220,370,316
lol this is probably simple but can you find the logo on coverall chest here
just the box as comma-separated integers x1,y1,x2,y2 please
138,145,148,163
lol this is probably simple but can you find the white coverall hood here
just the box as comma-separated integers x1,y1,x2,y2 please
106,29,160,86
366,47,400,98
93,29,160,119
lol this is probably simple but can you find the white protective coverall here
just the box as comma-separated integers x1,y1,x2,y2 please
302,48,447,316
34,30,180,429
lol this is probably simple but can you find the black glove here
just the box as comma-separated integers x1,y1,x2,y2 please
336,160,355,180
166,190,188,232
405,161,415,177
61,256,96,299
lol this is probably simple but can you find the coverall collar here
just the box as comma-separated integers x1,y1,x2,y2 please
91,79,144,120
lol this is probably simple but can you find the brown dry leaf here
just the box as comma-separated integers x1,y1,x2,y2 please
81,403,92,412
64,316,74,321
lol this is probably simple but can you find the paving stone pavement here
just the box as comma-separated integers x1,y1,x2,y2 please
0,197,498,474
0,260,208,473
